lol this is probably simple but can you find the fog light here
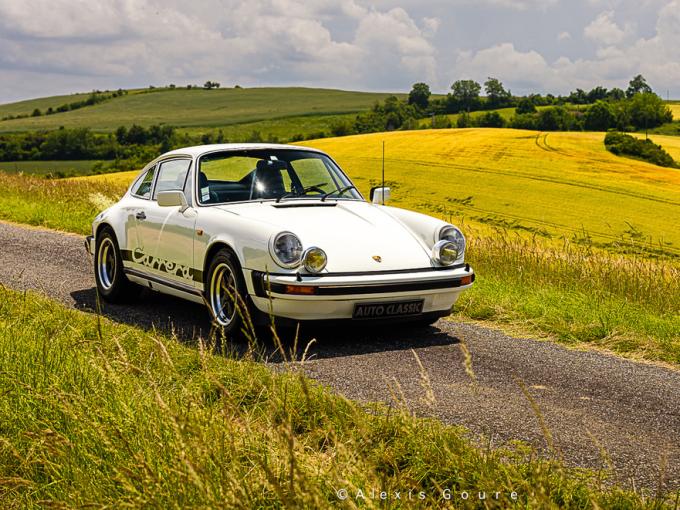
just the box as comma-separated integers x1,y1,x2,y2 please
302,247,327,273
432,240,459,266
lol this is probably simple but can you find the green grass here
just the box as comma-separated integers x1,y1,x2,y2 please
0,87,405,133
417,107,550,127
0,92,104,119
458,229,680,364
0,160,104,177
0,286,662,507
180,112,358,142
0,172,124,234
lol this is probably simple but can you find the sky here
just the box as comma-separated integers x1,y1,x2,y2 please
0,0,679,103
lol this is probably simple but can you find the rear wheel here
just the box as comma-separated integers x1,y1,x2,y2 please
94,228,138,303
206,249,249,336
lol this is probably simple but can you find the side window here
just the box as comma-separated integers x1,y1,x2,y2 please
132,166,156,199
153,159,191,200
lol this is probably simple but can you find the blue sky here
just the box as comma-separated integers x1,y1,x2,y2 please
0,0,678,103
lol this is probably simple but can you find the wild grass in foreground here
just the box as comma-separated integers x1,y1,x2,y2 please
459,228,680,364
0,287,665,508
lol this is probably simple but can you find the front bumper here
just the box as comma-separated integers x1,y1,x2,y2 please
85,235,95,256
247,265,475,321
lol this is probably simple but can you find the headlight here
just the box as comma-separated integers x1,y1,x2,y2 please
302,247,327,273
436,225,465,261
432,240,460,266
270,232,303,268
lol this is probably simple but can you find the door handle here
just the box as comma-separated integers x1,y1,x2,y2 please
135,211,146,220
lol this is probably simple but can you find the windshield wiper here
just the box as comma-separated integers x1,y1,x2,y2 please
321,185,357,202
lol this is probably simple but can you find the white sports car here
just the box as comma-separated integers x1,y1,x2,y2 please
85,143,474,333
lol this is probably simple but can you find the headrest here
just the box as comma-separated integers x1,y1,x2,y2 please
256,159,287,172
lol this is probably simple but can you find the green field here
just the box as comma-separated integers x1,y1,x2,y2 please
0,160,104,177
0,87,405,133
0,286,658,507
0,91,106,119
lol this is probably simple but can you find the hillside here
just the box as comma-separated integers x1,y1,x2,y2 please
0,87,405,133
306,129,680,255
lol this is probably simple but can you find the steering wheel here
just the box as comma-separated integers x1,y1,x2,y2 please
298,183,327,195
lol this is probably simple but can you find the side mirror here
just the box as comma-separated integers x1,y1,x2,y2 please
157,190,189,212
370,186,391,205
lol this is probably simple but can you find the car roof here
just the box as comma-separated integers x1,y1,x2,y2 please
161,143,325,158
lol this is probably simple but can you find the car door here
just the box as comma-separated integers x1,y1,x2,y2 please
133,157,198,287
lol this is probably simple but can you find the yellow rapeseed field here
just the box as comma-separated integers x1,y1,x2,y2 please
78,128,680,255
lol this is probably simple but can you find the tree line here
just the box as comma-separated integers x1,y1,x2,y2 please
2,90,128,121
0,124,176,163
329,74,672,136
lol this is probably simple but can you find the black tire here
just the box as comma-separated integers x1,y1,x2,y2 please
205,248,250,337
94,228,138,303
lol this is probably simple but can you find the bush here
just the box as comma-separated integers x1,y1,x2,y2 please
516,98,537,115
585,101,616,131
604,131,678,168
477,111,506,128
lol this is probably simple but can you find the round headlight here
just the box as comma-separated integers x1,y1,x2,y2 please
437,225,465,259
432,240,459,266
302,247,327,273
271,232,303,268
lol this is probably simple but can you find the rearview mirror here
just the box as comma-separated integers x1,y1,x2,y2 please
370,186,391,204
157,190,189,212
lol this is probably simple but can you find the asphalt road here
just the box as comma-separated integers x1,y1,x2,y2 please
1,220,679,493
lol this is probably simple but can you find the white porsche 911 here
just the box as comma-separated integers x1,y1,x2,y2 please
85,143,474,334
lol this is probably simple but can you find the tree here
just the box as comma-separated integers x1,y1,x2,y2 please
31,108,42,117
584,101,616,131
456,112,472,128
627,92,672,135
477,111,506,128
408,83,431,110
204,81,221,90
568,88,588,105
516,97,537,115
484,77,511,109
626,74,652,98
587,86,608,103
607,88,626,101
449,80,482,113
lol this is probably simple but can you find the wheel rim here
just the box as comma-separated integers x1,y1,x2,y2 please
97,238,117,291
209,263,237,326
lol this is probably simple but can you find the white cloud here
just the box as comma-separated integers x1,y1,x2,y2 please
455,1,680,95
0,0,437,97
583,10,632,45
557,31,571,41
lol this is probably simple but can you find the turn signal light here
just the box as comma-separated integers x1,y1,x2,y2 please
284,285,317,295
460,275,473,286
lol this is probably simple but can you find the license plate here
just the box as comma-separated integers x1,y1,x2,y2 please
352,299,424,320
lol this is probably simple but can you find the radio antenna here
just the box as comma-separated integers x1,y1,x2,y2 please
381,141,385,205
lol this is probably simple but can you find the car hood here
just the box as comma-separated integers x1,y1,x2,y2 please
217,200,435,272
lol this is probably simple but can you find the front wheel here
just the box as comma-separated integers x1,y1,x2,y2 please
206,249,249,336
94,229,138,303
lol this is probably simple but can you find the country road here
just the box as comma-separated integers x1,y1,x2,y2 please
1,220,679,492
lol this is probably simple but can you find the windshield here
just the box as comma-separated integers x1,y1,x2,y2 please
196,149,362,205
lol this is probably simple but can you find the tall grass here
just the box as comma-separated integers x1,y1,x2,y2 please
459,227,680,363
0,287,664,507
0,172,126,234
